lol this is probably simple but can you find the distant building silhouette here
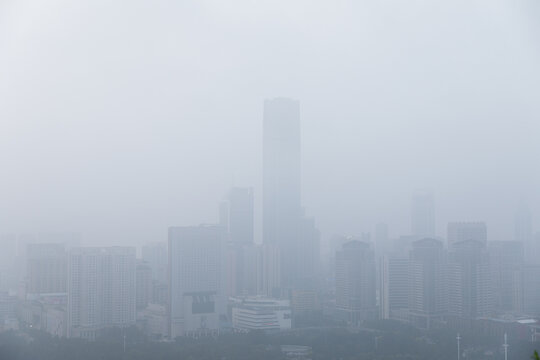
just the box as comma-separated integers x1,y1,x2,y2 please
447,240,494,324
447,222,487,248
488,241,523,313
263,98,302,290
380,255,409,321
141,242,167,284
408,238,446,329
335,240,377,325
67,247,136,339
136,260,152,311
26,243,67,298
411,191,435,238
168,225,226,338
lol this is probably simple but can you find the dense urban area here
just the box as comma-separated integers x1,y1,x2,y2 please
3,0,540,359
0,99,539,360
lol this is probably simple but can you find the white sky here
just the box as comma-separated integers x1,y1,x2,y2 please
1,0,539,246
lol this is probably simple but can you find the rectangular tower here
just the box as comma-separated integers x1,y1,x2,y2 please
67,247,136,339
408,238,447,329
168,225,226,338
263,98,301,289
335,241,377,325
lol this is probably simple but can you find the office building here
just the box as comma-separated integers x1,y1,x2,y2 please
408,238,446,329
258,243,281,298
447,240,494,323
220,187,255,296
26,243,67,298
488,241,524,313
380,255,409,321
168,225,226,338
263,98,302,289
231,296,291,332
67,247,136,339
335,240,377,325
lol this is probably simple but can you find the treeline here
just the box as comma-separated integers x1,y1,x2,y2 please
0,321,538,360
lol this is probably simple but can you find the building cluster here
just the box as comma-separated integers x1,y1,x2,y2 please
0,99,539,342
355,194,540,339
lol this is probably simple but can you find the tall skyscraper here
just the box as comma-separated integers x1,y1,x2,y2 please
258,243,281,297
220,187,255,296
408,238,447,329
263,98,302,289
411,191,435,238
447,222,487,248
335,240,377,325
67,247,136,339
168,225,226,338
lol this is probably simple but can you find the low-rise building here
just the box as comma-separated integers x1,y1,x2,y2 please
231,297,291,332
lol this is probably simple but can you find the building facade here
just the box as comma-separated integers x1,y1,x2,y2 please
335,240,377,325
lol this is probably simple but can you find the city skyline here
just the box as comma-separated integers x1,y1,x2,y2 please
2,0,540,357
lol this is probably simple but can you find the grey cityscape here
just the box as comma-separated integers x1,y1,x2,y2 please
1,1,540,360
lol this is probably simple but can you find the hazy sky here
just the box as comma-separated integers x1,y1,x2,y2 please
1,0,539,246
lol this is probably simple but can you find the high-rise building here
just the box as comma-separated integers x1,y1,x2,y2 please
26,243,67,298
447,240,494,323
168,225,226,338
258,243,281,298
263,98,302,289
380,255,409,321
220,187,255,296
67,247,136,339
408,238,446,329
335,240,377,325
447,222,487,248
411,191,435,238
